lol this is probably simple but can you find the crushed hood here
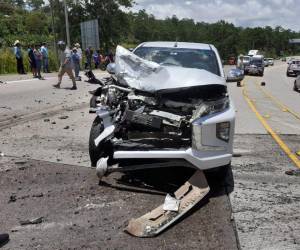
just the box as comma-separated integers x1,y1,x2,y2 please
114,45,226,93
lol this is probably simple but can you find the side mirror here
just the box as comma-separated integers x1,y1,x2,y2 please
128,48,134,52
106,63,116,75
226,68,244,83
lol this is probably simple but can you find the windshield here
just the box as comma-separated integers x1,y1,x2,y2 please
134,47,220,76
243,56,250,62
251,59,263,66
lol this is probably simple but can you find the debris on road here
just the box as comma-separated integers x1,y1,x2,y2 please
126,170,210,237
285,169,300,176
8,194,17,203
59,115,69,120
19,216,44,226
14,160,27,165
163,194,180,212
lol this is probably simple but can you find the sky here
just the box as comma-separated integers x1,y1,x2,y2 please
127,0,300,31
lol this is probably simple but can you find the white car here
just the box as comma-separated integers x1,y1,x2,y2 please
268,58,274,66
89,42,236,178
294,74,300,92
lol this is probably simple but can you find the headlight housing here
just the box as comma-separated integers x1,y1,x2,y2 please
216,122,230,142
192,97,230,120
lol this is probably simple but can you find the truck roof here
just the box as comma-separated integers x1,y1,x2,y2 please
138,41,213,50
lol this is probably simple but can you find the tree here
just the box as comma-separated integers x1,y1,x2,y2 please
27,0,45,10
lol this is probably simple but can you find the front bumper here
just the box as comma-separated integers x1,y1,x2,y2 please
288,69,300,75
109,102,235,170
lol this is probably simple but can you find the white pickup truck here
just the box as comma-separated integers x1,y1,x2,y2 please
89,42,236,175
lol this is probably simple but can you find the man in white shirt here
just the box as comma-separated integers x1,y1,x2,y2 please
53,41,77,90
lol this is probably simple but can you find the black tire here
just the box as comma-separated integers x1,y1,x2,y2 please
89,116,105,167
294,82,298,92
287,72,290,77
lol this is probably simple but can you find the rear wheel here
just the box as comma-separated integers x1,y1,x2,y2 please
89,117,105,167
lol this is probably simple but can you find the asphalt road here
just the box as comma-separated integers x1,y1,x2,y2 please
0,61,300,249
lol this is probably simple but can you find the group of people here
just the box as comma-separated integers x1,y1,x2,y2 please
13,40,50,78
84,46,114,70
13,39,115,90
27,43,50,79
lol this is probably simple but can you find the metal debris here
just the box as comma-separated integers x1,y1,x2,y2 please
59,115,69,120
163,194,180,212
20,216,44,226
126,170,210,237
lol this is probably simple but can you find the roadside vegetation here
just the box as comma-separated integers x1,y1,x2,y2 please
1,0,300,74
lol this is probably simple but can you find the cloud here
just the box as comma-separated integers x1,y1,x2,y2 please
127,0,300,31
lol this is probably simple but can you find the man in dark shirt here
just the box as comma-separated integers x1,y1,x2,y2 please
28,45,37,78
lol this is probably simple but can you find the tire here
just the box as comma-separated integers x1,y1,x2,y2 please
287,72,290,77
294,81,298,92
89,116,105,167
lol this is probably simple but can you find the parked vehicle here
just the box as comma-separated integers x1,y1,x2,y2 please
88,42,236,176
268,58,274,66
286,59,300,77
248,50,262,57
242,56,250,68
294,74,300,92
263,58,269,67
244,56,264,76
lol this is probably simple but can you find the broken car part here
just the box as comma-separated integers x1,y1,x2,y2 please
126,170,209,237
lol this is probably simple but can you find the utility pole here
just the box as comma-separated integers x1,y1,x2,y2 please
63,0,71,47
49,0,58,63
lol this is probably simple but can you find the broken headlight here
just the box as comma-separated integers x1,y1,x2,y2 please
192,97,229,120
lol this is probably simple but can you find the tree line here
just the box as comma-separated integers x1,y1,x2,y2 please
1,0,300,60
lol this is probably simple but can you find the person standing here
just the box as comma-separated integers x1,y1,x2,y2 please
34,45,44,80
53,41,77,90
41,42,50,73
28,45,37,78
93,50,100,69
72,47,81,81
85,46,92,69
74,43,82,65
13,40,26,74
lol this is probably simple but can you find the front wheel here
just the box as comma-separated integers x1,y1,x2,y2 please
89,117,105,167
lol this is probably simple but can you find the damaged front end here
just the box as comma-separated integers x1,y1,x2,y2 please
89,46,235,175
89,45,235,236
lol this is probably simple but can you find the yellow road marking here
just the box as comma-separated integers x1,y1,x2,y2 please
242,82,300,169
255,81,300,120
